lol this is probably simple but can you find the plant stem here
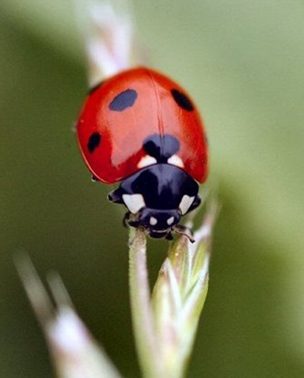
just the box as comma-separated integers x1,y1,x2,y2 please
128,229,163,378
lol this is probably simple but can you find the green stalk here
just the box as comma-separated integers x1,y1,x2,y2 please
128,229,163,377
128,201,218,378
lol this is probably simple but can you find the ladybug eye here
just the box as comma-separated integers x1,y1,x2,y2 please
171,89,194,111
109,89,138,111
87,132,101,153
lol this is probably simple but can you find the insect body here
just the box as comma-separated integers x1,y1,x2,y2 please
77,67,208,240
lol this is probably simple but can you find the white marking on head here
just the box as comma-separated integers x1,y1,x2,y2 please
167,216,175,226
149,216,157,226
138,155,157,169
122,194,145,214
167,154,184,168
179,195,195,215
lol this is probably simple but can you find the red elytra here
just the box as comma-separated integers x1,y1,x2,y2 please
76,67,208,184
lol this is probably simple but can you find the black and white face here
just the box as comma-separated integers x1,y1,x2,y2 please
108,163,201,240
130,206,181,237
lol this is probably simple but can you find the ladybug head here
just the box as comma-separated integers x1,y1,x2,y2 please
108,164,201,241
135,207,181,238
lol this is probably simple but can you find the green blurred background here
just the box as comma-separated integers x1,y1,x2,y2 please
1,0,304,377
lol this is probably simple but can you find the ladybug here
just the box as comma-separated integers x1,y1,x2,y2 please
76,67,208,241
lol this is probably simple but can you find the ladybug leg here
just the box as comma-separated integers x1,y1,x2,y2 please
165,232,174,241
122,212,131,228
123,212,140,228
128,212,140,227
107,187,124,204
91,174,99,182
174,224,195,243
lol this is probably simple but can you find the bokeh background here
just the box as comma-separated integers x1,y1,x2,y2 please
1,1,304,377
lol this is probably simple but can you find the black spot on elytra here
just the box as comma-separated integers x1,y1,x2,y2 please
88,80,104,95
109,89,137,111
171,89,194,111
143,134,180,163
88,132,101,153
